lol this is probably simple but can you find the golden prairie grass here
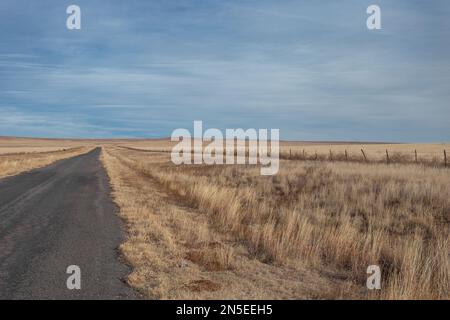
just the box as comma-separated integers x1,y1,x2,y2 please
102,147,361,299
104,145,449,299
0,136,91,148
0,147,92,178
0,147,70,155
279,143,450,164
122,140,450,166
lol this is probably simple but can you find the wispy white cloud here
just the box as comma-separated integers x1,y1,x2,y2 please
0,0,449,141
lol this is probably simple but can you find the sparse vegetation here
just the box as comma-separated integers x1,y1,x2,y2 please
102,147,362,299
0,146,93,178
103,145,449,299
1,137,447,299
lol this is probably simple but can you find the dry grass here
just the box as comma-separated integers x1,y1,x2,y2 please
102,147,361,299
279,142,450,164
3,136,446,299
0,136,92,148
121,140,450,166
103,145,449,300
0,146,93,178
0,147,70,155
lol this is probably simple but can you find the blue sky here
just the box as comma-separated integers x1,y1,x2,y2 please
0,0,449,141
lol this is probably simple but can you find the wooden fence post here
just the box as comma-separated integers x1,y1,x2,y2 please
445,150,447,167
315,151,318,161
345,149,348,161
289,148,292,159
329,149,333,161
386,149,390,164
361,149,367,162
415,149,418,163
303,149,306,159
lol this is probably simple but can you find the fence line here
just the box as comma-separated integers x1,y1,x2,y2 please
280,148,449,168
119,145,449,168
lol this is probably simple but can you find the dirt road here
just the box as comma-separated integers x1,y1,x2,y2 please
0,148,137,299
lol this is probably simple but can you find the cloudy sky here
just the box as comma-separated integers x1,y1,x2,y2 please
0,0,449,141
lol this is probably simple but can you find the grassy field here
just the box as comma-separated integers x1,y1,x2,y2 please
1,137,448,299
102,147,362,299
0,137,95,177
120,140,450,166
102,142,449,299
0,147,93,178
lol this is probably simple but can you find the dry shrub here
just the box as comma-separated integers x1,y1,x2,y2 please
186,280,221,292
185,243,234,271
